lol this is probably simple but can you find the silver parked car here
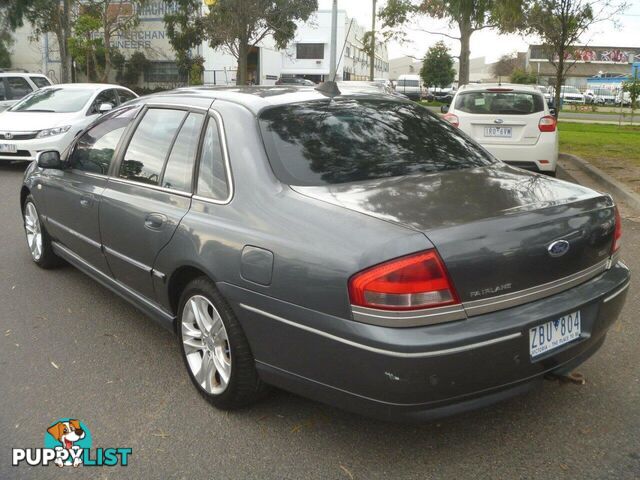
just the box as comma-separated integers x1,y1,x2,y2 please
21,85,629,421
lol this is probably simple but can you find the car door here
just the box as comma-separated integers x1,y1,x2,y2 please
41,106,140,274
0,76,34,111
99,106,205,299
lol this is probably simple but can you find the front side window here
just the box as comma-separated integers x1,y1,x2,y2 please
119,108,186,185
90,89,118,114
117,89,137,104
296,43,324,60
162,112,204,191
454,91,545,115
196,117,229,200
10,88,94,113
259,99,495,186
7,77,33,100
69,107,139,174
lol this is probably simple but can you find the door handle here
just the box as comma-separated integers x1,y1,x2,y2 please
80,195,92,208
144,213,166,230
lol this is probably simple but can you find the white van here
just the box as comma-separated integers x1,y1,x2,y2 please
395,74,422,100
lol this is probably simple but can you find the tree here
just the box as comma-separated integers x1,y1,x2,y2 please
1,0,74,82
492,53,519,79
167,0,318,86
0,9,13,68
622,70,640,124
510,68,537,84
379,0,523,86
519,0,627,117
420,41,455,88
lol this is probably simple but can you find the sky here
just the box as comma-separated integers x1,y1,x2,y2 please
317,0,640,63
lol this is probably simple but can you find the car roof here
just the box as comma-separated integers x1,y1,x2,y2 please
458,83,539,93
148,85,408,115
0,72,49,77
38,83,130,90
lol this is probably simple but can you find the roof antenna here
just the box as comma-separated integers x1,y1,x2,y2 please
316,5,353,97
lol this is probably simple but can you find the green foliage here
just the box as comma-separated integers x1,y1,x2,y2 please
68,11,105,81
164,0,205,76
492,54,518,78
114,51,149,87
510,68,537,84
622,72,640,110
189,55,204,85
420,41,455,88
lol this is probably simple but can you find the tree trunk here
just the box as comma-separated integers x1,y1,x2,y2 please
237,40,248,86
457,18,472,87
60,0,72,83
553,50,565,119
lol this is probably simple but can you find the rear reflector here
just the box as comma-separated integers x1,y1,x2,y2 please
348,250,460,311
443,113,459,128
612,206,622,253
539,115,556,132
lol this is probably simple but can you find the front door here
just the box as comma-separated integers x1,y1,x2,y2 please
42,106,140,274
99,107,205,299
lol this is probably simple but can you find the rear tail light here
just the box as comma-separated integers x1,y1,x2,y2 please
348,250,460,311
443,113,459,128
612,205,622,253
539,115,556,132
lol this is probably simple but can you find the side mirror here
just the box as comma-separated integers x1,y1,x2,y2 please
36,150,62,169
440,105,449,114
99,103,113,113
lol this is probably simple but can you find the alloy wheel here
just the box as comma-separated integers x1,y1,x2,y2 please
181,295,232,395
24,202,43,261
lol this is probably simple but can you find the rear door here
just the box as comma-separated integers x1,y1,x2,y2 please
99,106,206,300
456,90,545,146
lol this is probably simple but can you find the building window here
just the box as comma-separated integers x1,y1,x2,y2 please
144,61,187,83
297,43,324,60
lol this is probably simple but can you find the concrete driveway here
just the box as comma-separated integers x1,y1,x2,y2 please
1,162,638,479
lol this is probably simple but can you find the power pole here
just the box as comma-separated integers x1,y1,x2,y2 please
369,0,376,81
329,0,338,81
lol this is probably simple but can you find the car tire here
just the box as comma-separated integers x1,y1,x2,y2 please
545,170,557,178
22,195,62,269
177,276,268,410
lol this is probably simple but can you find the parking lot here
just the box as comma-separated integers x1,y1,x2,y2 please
1,162,639,479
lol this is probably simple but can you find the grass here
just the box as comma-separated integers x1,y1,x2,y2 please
559,122,640,164
417,100,445,107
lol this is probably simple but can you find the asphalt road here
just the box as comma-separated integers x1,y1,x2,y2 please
1,162,639,479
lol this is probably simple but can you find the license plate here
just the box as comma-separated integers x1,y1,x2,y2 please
529,311,581,358
484,127,512,137
0,143,16,153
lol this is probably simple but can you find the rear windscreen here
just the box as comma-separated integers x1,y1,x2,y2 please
454,91,545,115
258,98,495,186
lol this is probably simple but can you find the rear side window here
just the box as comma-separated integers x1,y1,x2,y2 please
7,77,33,100
259,98,494,186
196,116,229,201
117,89,137,104
162,112,204,192
30,76,52,88
119,108,186,185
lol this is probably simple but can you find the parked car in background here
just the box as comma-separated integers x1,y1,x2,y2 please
395,74,423,100
426,87,456,104
21,85,628,421
442,83,558,175
534,85,553,105
584,88,617,105
275,76,316,86
0,83,137,162
553,85,586,105
337,81,407,98
0,72,53,112
616,90,632,107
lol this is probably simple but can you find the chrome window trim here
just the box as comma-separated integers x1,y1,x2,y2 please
192,109,234,205
603,282,629,303
107,176,192,198
351,304,466,327
240,304,521,358
463,259,610,317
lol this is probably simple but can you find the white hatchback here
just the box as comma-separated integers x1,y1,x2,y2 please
442,84,559,175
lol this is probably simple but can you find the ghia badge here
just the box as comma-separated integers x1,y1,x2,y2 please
548,240,570,257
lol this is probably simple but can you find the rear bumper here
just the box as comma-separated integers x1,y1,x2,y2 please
484,138,558,172
222,261,630,421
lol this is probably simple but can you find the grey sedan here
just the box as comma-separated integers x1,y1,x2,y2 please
20,85,630,421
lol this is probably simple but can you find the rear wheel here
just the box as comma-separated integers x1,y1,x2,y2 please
22,195,61,269
177,277,267,409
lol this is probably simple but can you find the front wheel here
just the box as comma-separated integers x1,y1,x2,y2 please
178,277,267,409
22,195,61,268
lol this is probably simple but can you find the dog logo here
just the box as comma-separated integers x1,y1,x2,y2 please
45,418,91,467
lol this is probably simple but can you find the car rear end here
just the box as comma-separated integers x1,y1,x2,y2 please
238,95,630,421
444,86,558,174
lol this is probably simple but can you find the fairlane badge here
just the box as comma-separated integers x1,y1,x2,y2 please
469,283,512,298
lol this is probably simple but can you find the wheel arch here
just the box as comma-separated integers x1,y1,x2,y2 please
167,265,213,327
20,186,31,212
